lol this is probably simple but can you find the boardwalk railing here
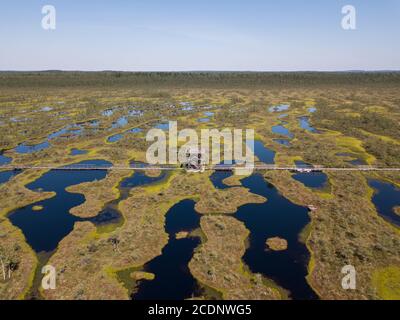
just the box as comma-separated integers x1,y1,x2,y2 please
0,164,181,171
1,163,400,172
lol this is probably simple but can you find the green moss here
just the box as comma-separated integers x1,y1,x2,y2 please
372,266,400,300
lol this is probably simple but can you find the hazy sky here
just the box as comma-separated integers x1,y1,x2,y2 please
1,0,399,71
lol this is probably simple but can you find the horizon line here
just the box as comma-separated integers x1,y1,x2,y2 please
1,69,400,73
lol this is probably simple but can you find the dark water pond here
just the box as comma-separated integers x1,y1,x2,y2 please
180,102,194,111
299,117,320,133
88,120,100,127
112,116,129,129
133,141,277,299
120,169,167,189
272,125,294,139
368,179,400,227
102,106,142,117
129,110,144,117
15,141,51,154
235,174,318,300
127,128,143,134
248,140,275,164
92,170,168,227
8,160,111,252
273,138,291,147
14,123,89,154
210,140,275,188
0,152,12,165
8,160,170,253
336,153,367,166
133,199,201,300
269,104,290,113
0,170,20,185
209,141,317,299
70,149,88,156
102,109,113,117
209,170,232,190
292,161,328,189
107,127,143,143
348,158,366,166
198,111,214,123
107,133,123,143
47,124,84,140
155,122,170,131
208,171,318,299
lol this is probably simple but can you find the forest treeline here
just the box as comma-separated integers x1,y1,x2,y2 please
1,71,400,89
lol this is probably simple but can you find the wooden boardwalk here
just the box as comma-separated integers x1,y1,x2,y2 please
1,163,400,172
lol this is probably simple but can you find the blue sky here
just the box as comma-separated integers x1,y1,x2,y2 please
0,0,399,71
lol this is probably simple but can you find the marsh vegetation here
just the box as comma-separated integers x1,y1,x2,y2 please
0,72,399,300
